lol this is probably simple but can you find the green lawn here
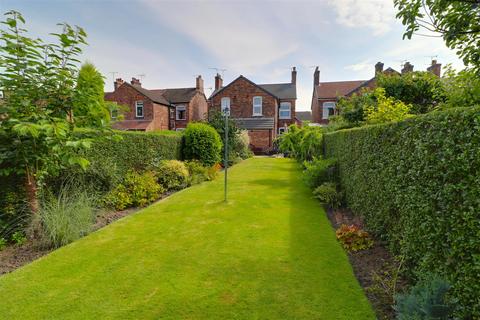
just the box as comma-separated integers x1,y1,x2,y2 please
0,157,374,319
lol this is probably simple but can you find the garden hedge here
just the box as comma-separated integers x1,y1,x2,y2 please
324,107,480,319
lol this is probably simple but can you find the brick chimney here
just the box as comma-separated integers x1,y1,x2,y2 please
114,78,124,91
291,66,297,85
401,61,414,74
130,77,141,86
313,66,320,87
375,62,384,74
196,75,204,92
214,73,223,90
427,60,442,77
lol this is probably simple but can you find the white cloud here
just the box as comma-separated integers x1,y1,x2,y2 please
328,0,396,36
140,1,300,73
344,60,372,72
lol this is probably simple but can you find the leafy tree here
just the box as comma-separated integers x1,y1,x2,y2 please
440,65,480,109
336,88,376,126
277,125,323,161
72,62,111,127
0,11,91,214
394,0,480,73
377,71,445,114
365,88,413,124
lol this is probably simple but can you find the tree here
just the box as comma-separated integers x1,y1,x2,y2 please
377,71,445,114
364,88,413,124
440,65,480,109
394,0,480,73
0,11,91,214
72,62,111,127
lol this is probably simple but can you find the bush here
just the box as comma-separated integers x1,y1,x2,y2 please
0,238,6,251
35,187,95,248
185,160,209,185
335,224,373,252
183,123,222,166
395,276,452,320
104,171,163,210
312,183,342,209
154,160,189,191
324,106,480,318
278,125,323,161
302,158,337,189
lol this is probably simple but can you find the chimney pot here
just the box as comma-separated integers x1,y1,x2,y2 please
401,61,414,74
114,78,124,91
427,60,441,77
291,66,297,85
313,66,320,87
375,62,384,74
196,75,204,92
130,77,141,86
214,73,223,91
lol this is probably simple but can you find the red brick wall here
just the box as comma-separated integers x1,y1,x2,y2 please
175,92,208,129
248,129,273,153
311,87,321,123
152,103,170,131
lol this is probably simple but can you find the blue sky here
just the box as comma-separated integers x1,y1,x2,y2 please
0,0,464,110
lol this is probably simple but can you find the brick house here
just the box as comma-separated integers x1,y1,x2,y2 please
310,60,442,125
209,68,297,153
105,76,208,131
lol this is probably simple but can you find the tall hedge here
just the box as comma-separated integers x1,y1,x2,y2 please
324,107,480,319
183,123,222,166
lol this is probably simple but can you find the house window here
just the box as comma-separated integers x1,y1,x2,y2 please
111,109,118,119
176,128,185,132
322,101,336,119
279,102,291,119
253,96,262,116
0,90,4,99
176,105,186,120
221,97,230,115
278,127,287,135
135,101,144,118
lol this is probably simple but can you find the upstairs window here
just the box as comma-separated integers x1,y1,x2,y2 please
253,96,262,116
176,105,186,120
135,101,144,118
221,97,230,115
322,101,336,119
279,102,291,119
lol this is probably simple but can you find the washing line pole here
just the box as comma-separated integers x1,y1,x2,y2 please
224,107,229,202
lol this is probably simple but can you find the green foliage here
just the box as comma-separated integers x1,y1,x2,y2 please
324,107,480,319
0,10,92,213
278,125,323,161
184,123,222,166
185,160,210,185
154,160,189,191
302,158,337,189
0,238,6,251
395,276,452,320
377,71,446,114
394,0,480,73
72,62,112,127
440,66,480,109
364,88,413,124
11,231,26,245
312,182,342,209
35,187,95,248
103,171,163,211
335,224,374,252
336,89,375,126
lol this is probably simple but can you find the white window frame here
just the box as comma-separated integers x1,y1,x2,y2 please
322,101,336,119
279,102,291,119
278,127,287,135
175,128,185,132
221,97,230,115
176,105,187,120
0,90,4,99
135,101,144,118
253,96,262,116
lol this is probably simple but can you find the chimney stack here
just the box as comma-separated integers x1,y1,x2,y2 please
375,62,384,74
401,61,414,74
291,66,297,85
114,78,124,91
214,73,223,90
427,59,442,77
313,66,320,87
130,77,141,86
196,75,204,92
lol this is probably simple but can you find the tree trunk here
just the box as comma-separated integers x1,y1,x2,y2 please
25,172,39,215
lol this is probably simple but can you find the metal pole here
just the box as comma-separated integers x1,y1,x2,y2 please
224,109,229,202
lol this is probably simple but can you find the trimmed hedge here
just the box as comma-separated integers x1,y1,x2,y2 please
324,107,480,319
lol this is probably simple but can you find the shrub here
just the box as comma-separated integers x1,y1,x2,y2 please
154,160,189,191
183,123,222,166
278,125,323,161
36,188,95,248
302,158,337,189
104,171,163,210
395,276,452,320
312,183,342,209
208,163,222,181
11,231,26,245
335,224,373,252
0,238,6,251
324,106,480,318
185,160,209,185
